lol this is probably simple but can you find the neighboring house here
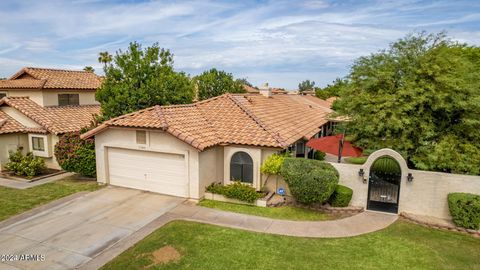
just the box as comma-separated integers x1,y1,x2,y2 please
0,67,101,170
82,89,338,200
243,83,289,95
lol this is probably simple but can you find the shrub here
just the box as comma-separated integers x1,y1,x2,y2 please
280,158,339,205
205,182,263,203
5,150,46,178
345,156,368,164
206,182,225,194
328,185,353,207
448,193,480,230
261,153,287,175
313,151,326,161
223,181,263,203
54,132,96,177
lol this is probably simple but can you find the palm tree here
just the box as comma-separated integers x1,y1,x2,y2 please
98,51,112,70
83,66,95,72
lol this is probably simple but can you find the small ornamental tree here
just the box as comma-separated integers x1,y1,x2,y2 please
280,158,339,205
55,132,96,177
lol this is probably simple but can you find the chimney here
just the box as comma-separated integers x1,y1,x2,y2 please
259,82,272,98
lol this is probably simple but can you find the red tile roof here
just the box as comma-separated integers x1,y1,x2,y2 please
0,97,100,134
0,67,102,90
82,94,335,151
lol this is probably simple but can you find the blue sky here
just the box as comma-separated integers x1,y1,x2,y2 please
1,0,479,89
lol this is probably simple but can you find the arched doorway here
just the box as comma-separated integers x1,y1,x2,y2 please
367,156,402,213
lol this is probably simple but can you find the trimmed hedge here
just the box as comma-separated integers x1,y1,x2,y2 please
206,182,263,203
328,185,353,207
280,158,339,205
54,132,96,177
5,150,46,178
448,193,480,230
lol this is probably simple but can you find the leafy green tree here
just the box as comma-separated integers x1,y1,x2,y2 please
194,68,245,100
298,79,315,92
336,32,480,174
98,51,112,70
96,42,194,119
83,66,95,72
236,78,253,87
315,78,347,100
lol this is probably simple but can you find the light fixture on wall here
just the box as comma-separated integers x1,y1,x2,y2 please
407,173,414,182
358,168,364,177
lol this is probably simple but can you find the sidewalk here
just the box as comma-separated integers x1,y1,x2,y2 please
168,203,398,238
0,172,74,189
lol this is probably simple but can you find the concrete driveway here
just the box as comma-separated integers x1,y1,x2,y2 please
0,187,184,270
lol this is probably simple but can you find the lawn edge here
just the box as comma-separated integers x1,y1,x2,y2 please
0,191,90,229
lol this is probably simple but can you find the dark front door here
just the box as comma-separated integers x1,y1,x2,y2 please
367,157,401,213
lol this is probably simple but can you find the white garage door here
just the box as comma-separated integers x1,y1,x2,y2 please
107,148,188,197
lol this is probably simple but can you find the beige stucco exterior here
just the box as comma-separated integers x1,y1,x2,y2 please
93,127,283,199
3,89,98,107
0,133,28,170
332,148,480,220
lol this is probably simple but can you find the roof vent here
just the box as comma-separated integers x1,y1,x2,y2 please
259,83,272,98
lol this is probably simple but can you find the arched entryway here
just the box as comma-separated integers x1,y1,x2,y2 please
230,151,254,183
367,156,402,213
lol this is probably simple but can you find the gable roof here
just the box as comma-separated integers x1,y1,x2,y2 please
0,97,100,134
82,94,335,151
0,110,46,135
0,67,102,90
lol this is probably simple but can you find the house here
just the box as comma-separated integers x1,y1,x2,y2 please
243,83,289,95
0,67,101,170
82,89,338,200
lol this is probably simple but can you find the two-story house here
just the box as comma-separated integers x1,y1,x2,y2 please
0,67,101,170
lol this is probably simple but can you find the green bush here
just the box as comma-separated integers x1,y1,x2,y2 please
371,157,401,174
448,193,480,230
224,182,263,203
206,182,225,194
345,156,368,164
280,158,339,205
54,132,96,177
205,182,262,203
5,150,46,178
328,185,353,207
313,151,326,161
261,153,287,175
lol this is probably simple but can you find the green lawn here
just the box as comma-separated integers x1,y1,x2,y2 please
101,220,480,270
198,199,331,221
0,176,102,221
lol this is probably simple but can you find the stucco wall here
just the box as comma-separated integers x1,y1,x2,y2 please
42,91,99,106
330,149,480,220
93,128,201,198
198,146,224,198
5,90,44,106
0,133,28,171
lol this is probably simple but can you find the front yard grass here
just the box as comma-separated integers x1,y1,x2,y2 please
345,156,368,164
0,175,102,222
101,220,480,270
198,199,331,221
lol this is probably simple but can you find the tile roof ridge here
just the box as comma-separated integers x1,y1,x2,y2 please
154,105,169,130
226,94,287,147
25,67,92,73
45,104,101,108
108,106,158,123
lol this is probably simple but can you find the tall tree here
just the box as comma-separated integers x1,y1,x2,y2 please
83,66,95,72
194,68,245,100
336,32,480,174
236,78,253,87
98,51,113,70
315,78,347,100
96,42,194,120
298,79,315,92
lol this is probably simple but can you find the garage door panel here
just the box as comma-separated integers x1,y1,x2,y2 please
107,148,188,197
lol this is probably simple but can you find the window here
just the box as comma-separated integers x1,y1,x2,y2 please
0,93,6,99
136,130,147,144
296,141,305,157
230,151,253,183
32,137,45,151
58,94,79,106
